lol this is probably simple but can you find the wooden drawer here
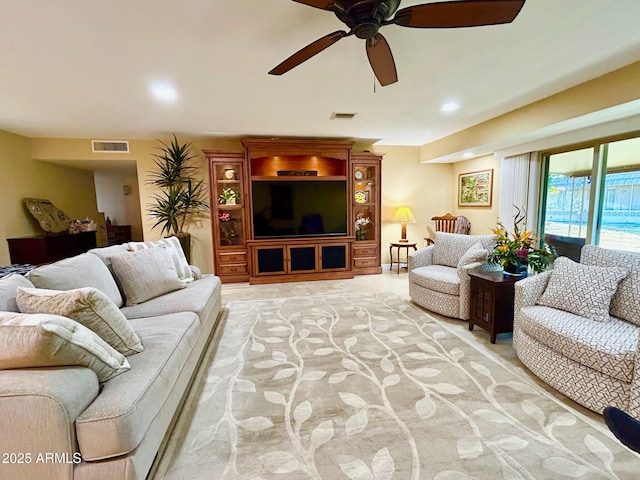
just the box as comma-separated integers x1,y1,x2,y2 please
354,258,377,268
219,264,247,275
353,246,378,258
219,252,247,264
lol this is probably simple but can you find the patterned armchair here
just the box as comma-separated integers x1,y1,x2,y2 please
409,232,495,320
513,245,640,415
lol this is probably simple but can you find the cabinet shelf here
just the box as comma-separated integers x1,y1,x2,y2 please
251,175,347,181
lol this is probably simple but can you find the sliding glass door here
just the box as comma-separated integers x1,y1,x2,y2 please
540,136,640,255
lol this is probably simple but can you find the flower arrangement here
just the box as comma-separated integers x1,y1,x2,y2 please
219,211,240,241
487,207,554,275
355,213,371,241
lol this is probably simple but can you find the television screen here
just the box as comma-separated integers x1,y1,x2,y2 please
252,180,347,238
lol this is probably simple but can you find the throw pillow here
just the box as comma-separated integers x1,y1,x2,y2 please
456,242,488,276
16,287,143,355
109,247,184,306
0,274,34,312
433,232,486,268
27,253,124,308
128,237,194,284
537,257,628,322
0,312,130,383
580,245,640,326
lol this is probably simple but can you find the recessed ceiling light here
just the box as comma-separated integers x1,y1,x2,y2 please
441,101,460,113
150,82,178,103
462,151,474,159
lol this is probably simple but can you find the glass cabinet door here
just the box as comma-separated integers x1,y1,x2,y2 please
214,163,245,248
353,165,377,242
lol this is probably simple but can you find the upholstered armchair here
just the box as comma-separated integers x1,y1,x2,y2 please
409,232,495,320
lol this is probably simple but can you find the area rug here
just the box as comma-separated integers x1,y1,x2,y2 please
155,292,638,479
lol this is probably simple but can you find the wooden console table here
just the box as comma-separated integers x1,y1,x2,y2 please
7,231,97,265
468,270,520,343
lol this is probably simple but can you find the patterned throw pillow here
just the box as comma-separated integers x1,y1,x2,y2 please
0,312,130,382
128,237,194,284
537,257,628,322
456,242,488,276
109,248,184,306
580,245,640,326
16,287,143,355
433,232,486,268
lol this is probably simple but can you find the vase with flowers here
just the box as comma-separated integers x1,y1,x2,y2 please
488,207,554,277
355,213,371,241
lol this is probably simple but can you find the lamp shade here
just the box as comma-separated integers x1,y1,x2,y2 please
392,207,416,224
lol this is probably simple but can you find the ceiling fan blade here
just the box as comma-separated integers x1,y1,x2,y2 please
291,0,333,10
394,0,525,28
366,33,397,86
269,30,347,76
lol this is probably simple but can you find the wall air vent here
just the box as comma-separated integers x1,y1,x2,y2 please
330,112,357,120
91,140,130,153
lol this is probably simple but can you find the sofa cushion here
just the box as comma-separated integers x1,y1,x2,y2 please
128,236,194,284
432,233,494,268
27,253,124,308
518,305,637,382
410,265,460,296
120,275,221,328
0,273,34,312
110,248,184,306
0,312,130,382
75,311,200,461
580,245,640,326
16,287,143,355
537,257,628,322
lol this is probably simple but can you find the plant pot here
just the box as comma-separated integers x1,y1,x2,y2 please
175,232,191,264
225,198,236,205
503,261,527,277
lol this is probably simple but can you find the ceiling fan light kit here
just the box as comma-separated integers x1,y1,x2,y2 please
270,0,526,86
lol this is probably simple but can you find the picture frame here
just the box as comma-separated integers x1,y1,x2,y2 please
458,169,493,207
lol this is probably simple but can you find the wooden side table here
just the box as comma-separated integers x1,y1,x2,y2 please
389,242,417,273
468,271,521,343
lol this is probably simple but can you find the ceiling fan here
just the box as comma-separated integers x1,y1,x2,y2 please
269,0,526,86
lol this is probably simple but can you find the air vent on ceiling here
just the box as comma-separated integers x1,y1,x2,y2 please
91,140,130,153
330,112,357,120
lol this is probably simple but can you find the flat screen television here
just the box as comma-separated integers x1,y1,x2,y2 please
252,180,347,239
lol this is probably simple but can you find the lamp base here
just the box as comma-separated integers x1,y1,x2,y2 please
398,239,408,243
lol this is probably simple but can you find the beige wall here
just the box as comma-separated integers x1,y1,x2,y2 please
373,145,453,264
0,130,100,265
450,154,501,235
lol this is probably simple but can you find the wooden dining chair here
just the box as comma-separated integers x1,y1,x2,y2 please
425,213,471,245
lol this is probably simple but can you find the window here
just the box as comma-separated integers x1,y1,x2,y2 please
540,136,640,254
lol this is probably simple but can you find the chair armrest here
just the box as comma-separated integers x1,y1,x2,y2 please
189,264,202,280
514,271,551,311
408,246,434,271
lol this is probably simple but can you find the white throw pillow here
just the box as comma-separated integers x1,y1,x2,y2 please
0,274,34,312
109,248,184,306
456,241,487,276
127,237,194,284
0,312,130,382
537,257,628,322
16,287,143,355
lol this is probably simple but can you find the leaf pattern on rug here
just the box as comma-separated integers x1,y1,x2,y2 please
158,292,636,480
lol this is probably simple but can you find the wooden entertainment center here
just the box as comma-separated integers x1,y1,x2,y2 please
205,139,382,284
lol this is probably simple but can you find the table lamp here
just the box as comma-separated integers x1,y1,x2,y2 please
392,207,416,243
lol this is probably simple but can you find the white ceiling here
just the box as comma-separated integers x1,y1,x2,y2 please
2,0,640,147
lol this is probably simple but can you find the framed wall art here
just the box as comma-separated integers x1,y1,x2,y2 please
458,169,493,207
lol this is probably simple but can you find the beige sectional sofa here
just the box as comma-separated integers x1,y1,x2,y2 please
0,241,222,480
514,245,640,415
408,232,495,320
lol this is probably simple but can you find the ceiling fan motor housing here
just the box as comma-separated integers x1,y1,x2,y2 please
332,0,401,39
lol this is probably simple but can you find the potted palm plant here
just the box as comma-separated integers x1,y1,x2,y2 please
147,135,209,262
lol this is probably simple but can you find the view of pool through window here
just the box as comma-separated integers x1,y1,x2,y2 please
542,137,640,253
